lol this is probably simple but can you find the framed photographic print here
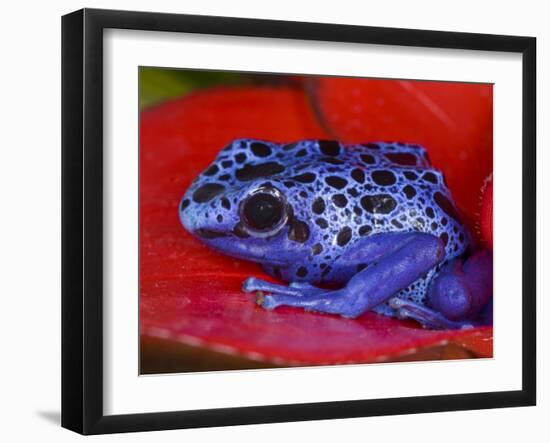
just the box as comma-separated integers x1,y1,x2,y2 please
61,8,536,435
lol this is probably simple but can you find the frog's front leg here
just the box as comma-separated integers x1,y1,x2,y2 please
390,250,493,329
245,232,445,318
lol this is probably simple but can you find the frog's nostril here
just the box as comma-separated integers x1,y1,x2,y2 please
180,197,191,213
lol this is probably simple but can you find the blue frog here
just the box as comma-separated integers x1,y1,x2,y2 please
179,139,492,329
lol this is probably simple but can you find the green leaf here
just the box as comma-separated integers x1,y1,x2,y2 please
139,68,243,109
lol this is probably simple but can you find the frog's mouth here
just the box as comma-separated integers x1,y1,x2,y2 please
223,250,288,266
194,228,289,267
195,228,228,239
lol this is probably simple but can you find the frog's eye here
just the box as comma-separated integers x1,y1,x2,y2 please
240,186,288,237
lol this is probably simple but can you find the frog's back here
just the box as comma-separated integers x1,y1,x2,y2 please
198,139,469,261
231,139,469,253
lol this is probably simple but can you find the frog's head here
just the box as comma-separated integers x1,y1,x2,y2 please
180,173,312,268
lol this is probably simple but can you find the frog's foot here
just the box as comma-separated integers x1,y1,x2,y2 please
243,277,333,310
255,288,349,314
389,298,473,330
243,277,324,298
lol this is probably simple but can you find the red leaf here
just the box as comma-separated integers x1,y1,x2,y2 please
311,77,493,237
141,276,493,365
140,84,493,371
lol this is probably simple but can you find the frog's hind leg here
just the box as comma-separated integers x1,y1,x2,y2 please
248,232,446,318
429,250,493,323
392,250,493,329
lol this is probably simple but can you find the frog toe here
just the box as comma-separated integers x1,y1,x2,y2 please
257,294,280,310
243,277,292,294
243,277,260,292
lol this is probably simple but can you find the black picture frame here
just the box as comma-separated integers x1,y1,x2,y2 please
61,8,536,435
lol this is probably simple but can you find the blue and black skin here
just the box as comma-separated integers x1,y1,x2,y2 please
179,139,492,329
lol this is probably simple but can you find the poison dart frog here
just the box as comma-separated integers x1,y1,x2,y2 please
179,139,492,329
